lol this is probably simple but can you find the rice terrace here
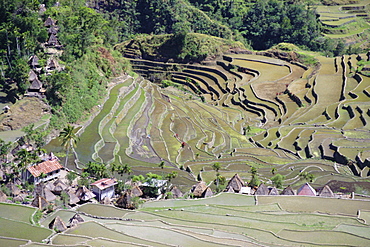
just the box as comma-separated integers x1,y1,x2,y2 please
1,0,370,246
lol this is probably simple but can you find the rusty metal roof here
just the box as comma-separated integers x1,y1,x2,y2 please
91,178,117,190
27,159,63,177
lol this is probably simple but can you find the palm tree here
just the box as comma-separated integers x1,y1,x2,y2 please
15,148,36,178
59,124,79,167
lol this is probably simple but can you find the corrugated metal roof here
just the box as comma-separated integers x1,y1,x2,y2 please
27,159,62,177
91,178,117,190
297,183,316,196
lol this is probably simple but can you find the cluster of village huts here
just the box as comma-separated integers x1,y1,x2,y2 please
26,15,62,98
189,173,338,199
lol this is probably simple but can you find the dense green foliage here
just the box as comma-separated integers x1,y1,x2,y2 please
0,0,367,128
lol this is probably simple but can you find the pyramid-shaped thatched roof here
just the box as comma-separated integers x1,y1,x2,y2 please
28,55,39,67
116,190,134,209
67,189,80,205
35,183,57,202
170,186,183,198
44,17,56,26
225,174,245,193
297,183,316,196
29,78,43,90
191,181,208,197
131,185,143,197
69,213,84,228
268,187,279,195
281,185,295,195
202,187,213,198
47,34,60,46
225,186,235,193
255,183,268,195
49,216,67,232
75,186,95,201
50,179,68,194
31,195,49,210
318,185,334,198
6,183,21,196
48,25,58,35
0,190,7,202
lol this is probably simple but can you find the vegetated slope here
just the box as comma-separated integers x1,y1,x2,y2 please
316,0,370,51
70,32,370,193
30,194,370,246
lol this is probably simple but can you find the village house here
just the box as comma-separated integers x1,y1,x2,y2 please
23,158,63,184
90,178,117,201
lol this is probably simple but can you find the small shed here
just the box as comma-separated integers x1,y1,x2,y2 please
240,187,251,195
318,185,334,198
90,178,117,201
225,173,245,193
255,183,269,195
297,183,316,196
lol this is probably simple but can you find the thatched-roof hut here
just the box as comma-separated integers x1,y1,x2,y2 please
170,186,183,198
47,34,60,46
191,181,208,198
6,182,21,196
48,25,59,35
28,70,38,82
131,185,143,197
281,185,295,195
268,187,279,195
47,179,68,195
0,190,7,202
297,183,316,196
318,185,334,198
69,213,84,228
255,183,268,195
44,17,57,27
49,216,67,232
225,186,235,193
75,186,95,201
116,190,135,209
31,195,49,210
67,189,79,205
203,187,213,198
28,55,39,67
225,174,245,193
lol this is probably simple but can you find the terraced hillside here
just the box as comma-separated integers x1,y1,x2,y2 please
51,38,370,194
3,193,369,246
316,0,370,49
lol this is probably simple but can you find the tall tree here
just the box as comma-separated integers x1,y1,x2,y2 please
59,124,79,167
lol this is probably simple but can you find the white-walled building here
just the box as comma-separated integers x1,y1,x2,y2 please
90,178,117,201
